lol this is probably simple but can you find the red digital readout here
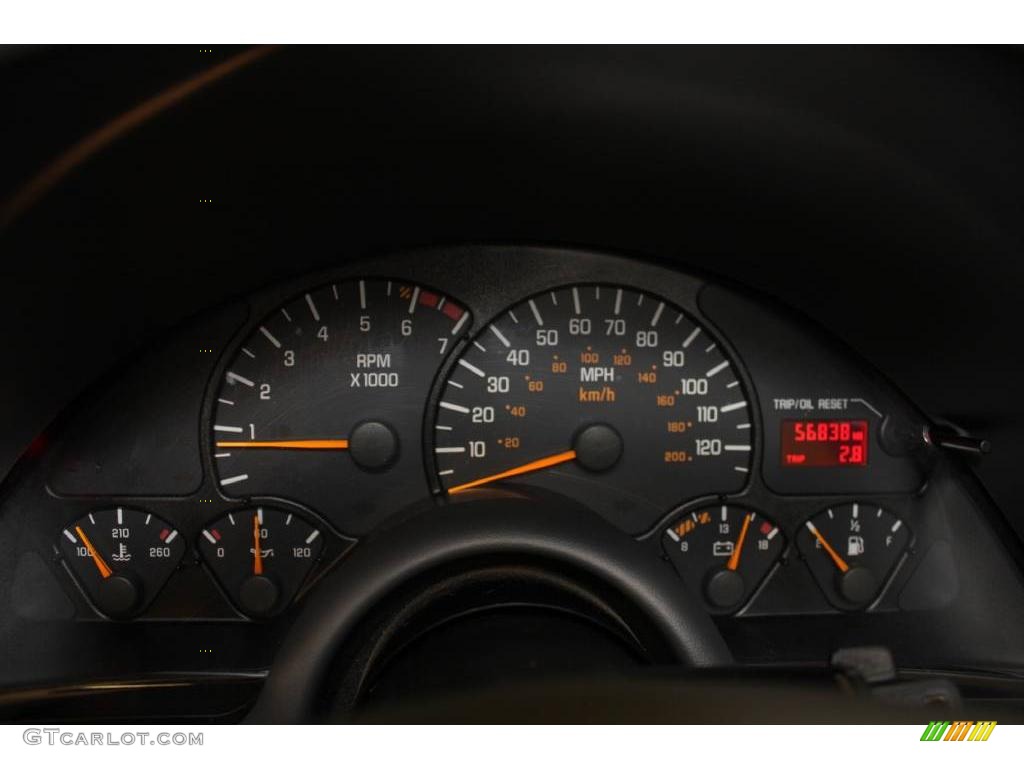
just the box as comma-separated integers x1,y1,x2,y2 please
781,420,868,467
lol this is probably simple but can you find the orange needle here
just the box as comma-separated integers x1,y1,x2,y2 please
75,525,112,579
806,521,849,573
727,513,752,571
216,439,349,450
252,513,264,576
447,449,578,494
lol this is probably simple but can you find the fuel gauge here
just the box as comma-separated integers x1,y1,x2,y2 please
199,507,323,617
664,505,785,613
798,502,910,609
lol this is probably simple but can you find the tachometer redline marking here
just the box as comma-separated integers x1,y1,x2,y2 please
451,311,469,335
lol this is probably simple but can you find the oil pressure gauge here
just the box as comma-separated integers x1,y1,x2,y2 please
199,507,323,618
663,505,785,613
797,502,910,610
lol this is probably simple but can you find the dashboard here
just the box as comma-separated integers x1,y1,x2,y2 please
2,46,1024,724
1,245,1022,722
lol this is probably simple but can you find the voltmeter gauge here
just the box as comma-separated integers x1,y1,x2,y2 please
199,507,324,617
59,508,185,619
663,505,785,613
797,502,910,610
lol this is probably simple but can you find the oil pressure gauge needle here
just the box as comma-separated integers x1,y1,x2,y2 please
805,521,849,573
216,439,349,450
74,525,113,579
252,513,264,576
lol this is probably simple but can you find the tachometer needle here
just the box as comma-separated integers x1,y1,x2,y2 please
74,525,113,579
805,521,849,573
215,439,349,450
726,513,752,571
252,513,264,576
447,449,578,494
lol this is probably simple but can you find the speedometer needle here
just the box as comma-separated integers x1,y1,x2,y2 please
216,439,349,450
74,525,113,579
447,449,578,494
805,521,849,573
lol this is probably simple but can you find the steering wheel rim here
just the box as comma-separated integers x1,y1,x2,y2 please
245,495,732,723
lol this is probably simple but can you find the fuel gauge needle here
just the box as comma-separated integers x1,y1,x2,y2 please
74,525,113,579
726,513,752,571
805,521,849,573
447,450,578,494
252,513,264,576
216,439,349,450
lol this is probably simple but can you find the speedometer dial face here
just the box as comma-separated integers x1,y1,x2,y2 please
212,279,470,534
432,285,754,533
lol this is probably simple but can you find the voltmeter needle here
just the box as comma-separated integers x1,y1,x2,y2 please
726,513,752,571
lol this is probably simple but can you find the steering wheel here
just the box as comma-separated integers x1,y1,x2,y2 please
246,494,731,722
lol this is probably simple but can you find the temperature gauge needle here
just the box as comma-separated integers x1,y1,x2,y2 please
74,525,112,579
726,513,752,571
447,449,578,494
216,439,349,450
252,514,264,575
805,521,849,573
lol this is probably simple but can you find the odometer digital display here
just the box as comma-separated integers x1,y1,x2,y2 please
432,284,755,533
781,419,868,467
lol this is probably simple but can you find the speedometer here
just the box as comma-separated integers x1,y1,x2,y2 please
432,285,753,533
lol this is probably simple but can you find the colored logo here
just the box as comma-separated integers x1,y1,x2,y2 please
920,721,997,741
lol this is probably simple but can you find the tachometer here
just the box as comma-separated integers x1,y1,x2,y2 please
212,279,470,534
432,285,754,532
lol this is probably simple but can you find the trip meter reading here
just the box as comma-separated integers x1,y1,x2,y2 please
432,285,754,532
781,419,868,466
212,279,470,534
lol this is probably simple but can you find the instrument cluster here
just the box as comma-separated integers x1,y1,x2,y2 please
25,248,943,628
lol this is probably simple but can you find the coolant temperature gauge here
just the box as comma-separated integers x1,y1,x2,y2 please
664,505,785,613
199,507,323,618
59,507,185,619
